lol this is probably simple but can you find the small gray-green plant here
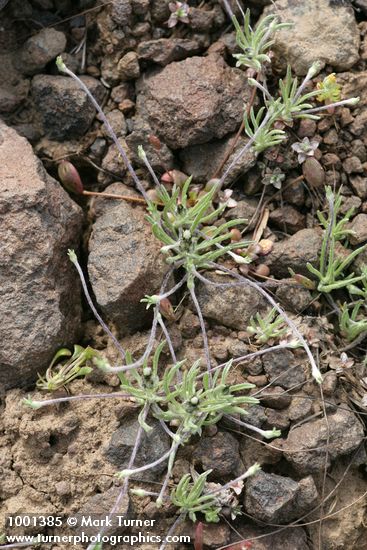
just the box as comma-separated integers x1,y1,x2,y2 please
339,301,367,342
140,166,251,289
170,470,222,523
306,187,367,293
247,307,288,344
231,7,291,71
36,345,96,391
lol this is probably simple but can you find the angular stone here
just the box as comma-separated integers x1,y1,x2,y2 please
137,38,201,66
192,431,242,478
245,470,318,523
0,53,29,113
88,189,168,333
262,349,306,390
264,228,323,278
180,134,256,184
0,121,82,393
17,28,66,75
136,55,252,149
77,487,130,537
348,214,367,245
104,416,170,480
32,75,105,140
196,273,269,331
284,407,364,474
263,0,360,75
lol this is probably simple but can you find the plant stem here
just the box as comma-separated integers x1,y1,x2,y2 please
193,265,322,384
82,190,146,204
72,255,126,362
211,75,258,180
58,62,149,202
189,283,212,385
86,405,149,550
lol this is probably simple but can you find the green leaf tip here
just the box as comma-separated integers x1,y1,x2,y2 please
22,397,43,410
56,55,67,73
67,249,77,264
138,145,146,160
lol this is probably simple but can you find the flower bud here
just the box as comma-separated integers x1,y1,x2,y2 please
148,134,162,151
254,264,270,277
58,160,84,195
159,297,175,321
230,228,242,242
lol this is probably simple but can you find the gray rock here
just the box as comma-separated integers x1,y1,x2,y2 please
348,214,367,245
260,386,291,409
0,121,82,393
32,75,105,140
349,176,367,200
126,116,174,171
104,416,170,480
117,51,140,81
137,38,201,66
17,28,67,75
102,109,127,138
180,134,256,184
189,7,216,32
232,525,308,550
245,470,318,523
192,432,242,478
110,0,133,26
264,228,323,279
244,471,318,523
88,192,168,333
284,407,364,474
0,53,29,113
263,0,360,75
276,284,312,314
288,396,313,422
269,205,306,234
136,55,252,149
196,273,269,330
77,487,130,537
262,349,305,390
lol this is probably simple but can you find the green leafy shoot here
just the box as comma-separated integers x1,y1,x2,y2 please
232,9,292,71
247,307,288,344
316,73,341,104
170,470,221,523
146,177,250,286
116,348,259,439
244,105,286,152
36,345,96,391
339,301,367,342
116,342,183,432
272,65,322,123
307,187,367,293
154,360,259,438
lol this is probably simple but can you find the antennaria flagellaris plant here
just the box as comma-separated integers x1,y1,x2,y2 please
17,4,364,546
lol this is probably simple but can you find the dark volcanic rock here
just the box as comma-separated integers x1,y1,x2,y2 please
284,407,364,474
136,54,252,149
104,416,170,480
137,38,201,66
196,273,269,330
0,121,83,393
245,470,318,523
88,188,168,333
32,75,105,140
192,431,242,478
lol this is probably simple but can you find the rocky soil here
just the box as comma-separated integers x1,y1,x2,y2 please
1,0,367,549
